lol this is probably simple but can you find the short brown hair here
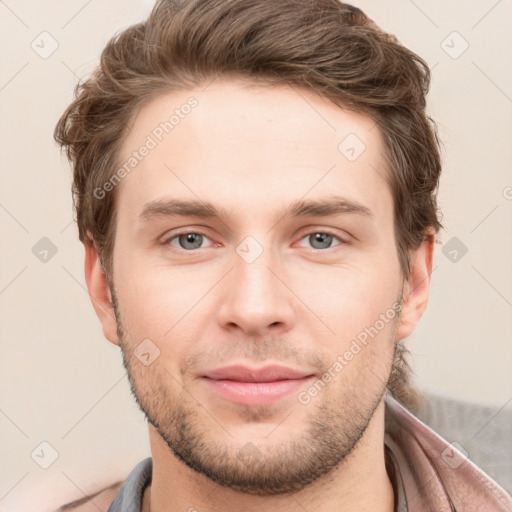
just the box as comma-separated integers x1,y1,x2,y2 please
54,0,443,412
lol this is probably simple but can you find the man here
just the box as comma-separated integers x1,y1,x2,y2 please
54,0,512,510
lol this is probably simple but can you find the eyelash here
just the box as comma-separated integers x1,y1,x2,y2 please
296,230,346,250
161,229,346,252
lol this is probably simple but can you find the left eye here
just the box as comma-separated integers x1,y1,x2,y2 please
297,231,344,250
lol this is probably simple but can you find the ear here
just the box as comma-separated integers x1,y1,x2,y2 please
84,241,120,346
396,232,435,341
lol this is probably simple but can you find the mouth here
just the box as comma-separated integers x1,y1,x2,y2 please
200,364,315,406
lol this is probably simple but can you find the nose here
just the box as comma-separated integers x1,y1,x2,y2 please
217,241,296,337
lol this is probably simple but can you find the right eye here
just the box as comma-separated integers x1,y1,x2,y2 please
162,231,214,251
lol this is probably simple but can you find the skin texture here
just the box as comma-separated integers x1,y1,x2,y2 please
84,79,434,512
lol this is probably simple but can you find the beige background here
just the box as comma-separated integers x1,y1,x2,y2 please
0,1,511,510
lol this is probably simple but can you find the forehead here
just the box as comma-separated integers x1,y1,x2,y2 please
115,79,391,223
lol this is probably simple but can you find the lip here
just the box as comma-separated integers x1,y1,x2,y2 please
202,364,313,382
200,364,315,406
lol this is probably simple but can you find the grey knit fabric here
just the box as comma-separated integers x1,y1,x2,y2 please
416,392,512,495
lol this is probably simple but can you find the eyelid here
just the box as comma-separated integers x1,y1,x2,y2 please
160,226,349,253
160,228,215,247
295,228,347,249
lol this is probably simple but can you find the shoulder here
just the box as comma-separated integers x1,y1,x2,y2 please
55,480,123,512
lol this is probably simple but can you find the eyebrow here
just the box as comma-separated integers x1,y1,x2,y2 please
138,195,374,223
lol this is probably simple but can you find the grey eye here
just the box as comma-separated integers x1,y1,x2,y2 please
176,233,205,250
308,233,335,250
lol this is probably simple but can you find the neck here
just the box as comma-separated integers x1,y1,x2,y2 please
142,400,395,512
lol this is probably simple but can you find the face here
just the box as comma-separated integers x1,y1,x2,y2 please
90,79,415,495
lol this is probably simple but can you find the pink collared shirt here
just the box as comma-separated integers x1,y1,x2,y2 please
384,392,512,511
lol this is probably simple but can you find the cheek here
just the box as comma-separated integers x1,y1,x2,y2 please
302,259,401,364
307,263,398,325
113,261,213,351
